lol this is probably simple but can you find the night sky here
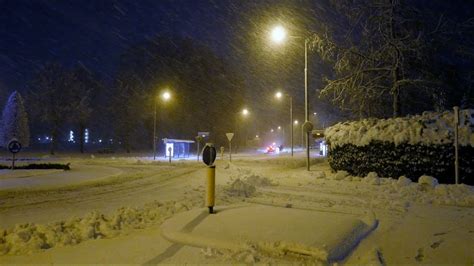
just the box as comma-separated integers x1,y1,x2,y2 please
1,0,473,126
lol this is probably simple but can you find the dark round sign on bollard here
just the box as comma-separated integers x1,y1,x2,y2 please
8,139,22,154
7,139,22,170
202,143,216,166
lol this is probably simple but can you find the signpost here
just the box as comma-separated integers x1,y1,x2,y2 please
195,135,203,162
226,133,234,162
167,146,172,164
220,146,225,160
454,106,459,184
202,143,217,213
302,121,313,171
8,139,22,170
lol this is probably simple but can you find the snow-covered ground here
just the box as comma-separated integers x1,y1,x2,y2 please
0,152,473,264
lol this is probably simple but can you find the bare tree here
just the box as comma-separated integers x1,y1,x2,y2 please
311,0,473,118
29,63,74,154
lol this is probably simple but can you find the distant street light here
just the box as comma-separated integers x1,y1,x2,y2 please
294,120,299,125
270,25,312,170
275,91,294,156
162,91,171,101
240,108,250,148
278,126,281,130
153,90,172,160
271,128,274,133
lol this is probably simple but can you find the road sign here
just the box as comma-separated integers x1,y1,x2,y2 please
202,143,216,166
226,133,234,142
8,139,22,154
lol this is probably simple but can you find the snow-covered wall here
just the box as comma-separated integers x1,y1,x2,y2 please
325,110,474,148
325,110,474,184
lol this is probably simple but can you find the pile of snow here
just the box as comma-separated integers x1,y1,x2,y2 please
418,175,439,188
245,174,275,187
363,172,380,185
226,179,256,197
332,170,349,180
396,176,412,187
307,169,474,207
0,200,198,256
325,109,474,147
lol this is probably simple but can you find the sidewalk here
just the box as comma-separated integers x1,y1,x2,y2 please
161,203,377,263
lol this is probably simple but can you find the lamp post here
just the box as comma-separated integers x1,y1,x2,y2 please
153,90,171,160
275,91,294,156
271,25,312,170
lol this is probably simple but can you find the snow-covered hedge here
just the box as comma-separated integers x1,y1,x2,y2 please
325,110,474,184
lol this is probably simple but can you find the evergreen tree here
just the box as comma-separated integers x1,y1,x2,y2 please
0,91,30,147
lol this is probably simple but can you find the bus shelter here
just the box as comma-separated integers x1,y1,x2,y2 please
162,138,195,158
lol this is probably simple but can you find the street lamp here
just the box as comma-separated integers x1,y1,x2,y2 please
275,91,294,156
270,25,312,170
270,25,287,44
242,108,249,116
153,90,172,160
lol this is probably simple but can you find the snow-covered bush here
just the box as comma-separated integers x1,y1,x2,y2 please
0,91,30,147
326,110,474,184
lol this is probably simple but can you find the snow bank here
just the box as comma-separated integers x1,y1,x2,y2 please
325,109,474,147
326,172,474,207
223,165,275,197
0,200,199,256
226,179,256,197
363,172,380,185
251,157,326,169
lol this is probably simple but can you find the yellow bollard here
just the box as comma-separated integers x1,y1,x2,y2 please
206,165,216,213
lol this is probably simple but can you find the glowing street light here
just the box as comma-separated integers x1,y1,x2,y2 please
153,89,172,160
294,120,299,125
162,91,171,101
242,108,249,116
270,25,287,44
278,126,281,130
269,25,312,170
271,128,274,133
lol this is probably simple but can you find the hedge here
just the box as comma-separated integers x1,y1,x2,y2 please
328,141,473,185
0,163,71,170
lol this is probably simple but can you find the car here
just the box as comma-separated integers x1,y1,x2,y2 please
266,145,276,153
